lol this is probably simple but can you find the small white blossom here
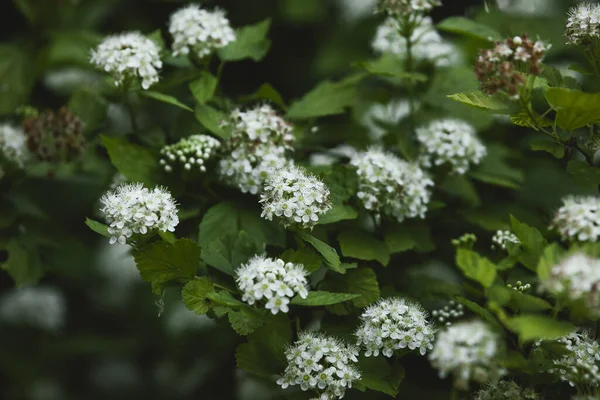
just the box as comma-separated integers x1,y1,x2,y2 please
355,297,436,357
337,0,378,21
373,17,457,67
551,196,600,243
160,134,221,173
109,173,128,190
90,32,162,90
224,104,295,146
540,252,600,317
565,3,600,45
416,119,486,175
475,380,539,400
429,320,506,389
100,183,179,245
278,331,361,399
496,0,557,17
0,124,28,169
431,300,464,327
235,255,309,314
169,4,236,59
377,0,441,17
260,165,332,229
361,99,414,141
546,331,600,388
352,148,433,222
0,286,66,332
491,230,520,250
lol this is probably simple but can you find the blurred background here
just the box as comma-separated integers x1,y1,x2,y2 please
0,0,585,399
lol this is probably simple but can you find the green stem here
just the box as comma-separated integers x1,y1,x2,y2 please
216,60,226,85
213,282,236,294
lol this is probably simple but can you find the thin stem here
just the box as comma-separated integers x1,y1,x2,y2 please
126,93,139,132
216,60,226,85
595,319,599,340
214,282,236,294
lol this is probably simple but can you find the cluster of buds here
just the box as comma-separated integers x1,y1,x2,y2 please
451,233,477,249
22,107,85,163
475,380,539,400
159,134,221,173
491,230,520,250
474,36,548,98
431,300,465,327
506,281,531,293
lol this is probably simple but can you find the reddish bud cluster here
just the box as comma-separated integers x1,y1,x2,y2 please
474,35,547,98
23,107,85,163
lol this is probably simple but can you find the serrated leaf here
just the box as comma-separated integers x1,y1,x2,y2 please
447,90,513,113
318,204,358,225
68,89,107,131
296,231,343,273
437,16,502,41
141,90,193,112
202,231,262,275
321,268,380,315
358,54,428,82
544,88,600,130
355,356,404,397
228,306,266,335
338,230,390,267
384,221,435,254
530,137,565,159
470,144,524,189
194,104,228,139
510,110,553,128
510,215,547,272
206,290,245,308
537,243,563,281
0,239,43,287
189,71,218,105
218,19,271,61
101,135,158,186
507,315,574,342
290,291,360,306
455,296,502,330
133,238,200,294
85,218,110,238
158,231,177,244
239,83,286,109
567,160,600,188
455,248,497,288
181,277,215,315
280,247,322,272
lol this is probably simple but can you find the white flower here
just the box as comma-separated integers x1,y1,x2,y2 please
496,0,557,17
373,17,457,67
546,331,600,387
337,0,378,21
219,104,295,194
278,332,361,399
551,196,600,243
351,147,433,222
565,3,600,45
0,124,29,169
0,286,66,332
109,173,128,190
361,99,414,141
169,4,236,59
416,119,486,175
377,0,441,17
235,255,309,314
160,134,221,173
475,380,539,400
428,320,506,389
491,230,520,250
100,183,179,245
90,32,162,90
540,252,600,317
260,165,332,229
355,297,436,357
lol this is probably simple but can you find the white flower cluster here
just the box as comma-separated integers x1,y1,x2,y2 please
235,255,309,315
351,148,433,222
0,287,66,332
355,297,435,357
90,32,162,90
361,99,414,141
565,3,600,45
219,104,294,194
541,252,600,317
0,124,28,169
373,17,456,67
169,4,236,59
429,320,506,388
475,380,539,400
100,183,179,245
492,230,520,250
432,300,464,327
377,0,441,17
416,119,487,175
159,134,221,173
551,196,600,242
260,165,332,229
547,331,600,388
278,332,361,400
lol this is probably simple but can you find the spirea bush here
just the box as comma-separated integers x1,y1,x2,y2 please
4,0,600,398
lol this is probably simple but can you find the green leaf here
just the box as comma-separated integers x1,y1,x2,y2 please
1,239,43,287
101,135,158,186
318,204,358,225
440,174,481,206
437,16,502,41
296,231,343,273
321,268,380,315
239,83,286,109
290,291,361,306
218,19,271,62
195,104,228,139
448,91,514,113
359,54,428,82
530,136,565,159
510,110,553,129
470,144,524,189
355,357,404,397
206,290,245,308
181,277,215,315
510,215,547,272
455,248,497,288
280,247,322,272
384,221,435,254
286,75,363,119
0,44,35,115
158,231,177,244
544,88,600,130
507,315,574,342
202,230,262,276
228,306,266,335
537,243,563,281
567,160,600,188
85,218,110,238
68,89,107,131
189,71,218,105
455,296,502,330
133,238,200,294
141,90,193,112
338,230,390,267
